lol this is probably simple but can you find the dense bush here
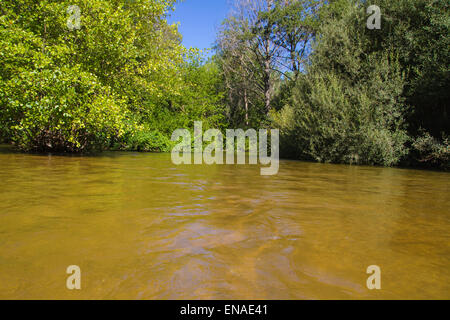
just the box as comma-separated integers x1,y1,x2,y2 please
1,65,128,152
115,124,173,153
410,131,450,170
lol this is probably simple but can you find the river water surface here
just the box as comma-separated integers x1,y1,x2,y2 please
0,147,449,299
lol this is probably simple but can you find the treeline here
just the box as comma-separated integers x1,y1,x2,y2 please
0,0,226,152
217,0,449,170
0,0,448,170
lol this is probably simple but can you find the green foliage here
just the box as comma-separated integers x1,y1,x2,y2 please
410,131,450,170
365,0,449,137
0,0,227,152
118,127,173,153
2,66,126,152
1,0,447,172
273,1,409,166
140,52,227,136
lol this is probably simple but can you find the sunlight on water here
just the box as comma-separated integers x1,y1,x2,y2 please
0,147,449,299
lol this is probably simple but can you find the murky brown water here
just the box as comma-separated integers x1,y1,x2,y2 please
0,146,449,299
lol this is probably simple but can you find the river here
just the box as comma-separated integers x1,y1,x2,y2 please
0,146,449,299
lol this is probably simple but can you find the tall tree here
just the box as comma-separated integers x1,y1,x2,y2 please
218,0,321,122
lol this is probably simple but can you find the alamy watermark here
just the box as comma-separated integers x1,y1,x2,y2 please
66,265,81,290
367,265,381,290
367,5,381,30
67,5,81,30
171,122,279,176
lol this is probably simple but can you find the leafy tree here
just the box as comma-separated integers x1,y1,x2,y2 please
273,0,409,166
218,0,322,126
144,50,227,136
0,0,227,152
364,0,449,138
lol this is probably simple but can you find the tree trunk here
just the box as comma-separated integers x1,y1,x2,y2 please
264,58,271,115
244,88,249,126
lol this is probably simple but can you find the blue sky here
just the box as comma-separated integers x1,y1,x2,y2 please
168,0,229,51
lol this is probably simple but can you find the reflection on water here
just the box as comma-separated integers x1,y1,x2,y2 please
0,146,449,299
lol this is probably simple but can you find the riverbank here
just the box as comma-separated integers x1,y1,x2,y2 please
1,142,448,172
